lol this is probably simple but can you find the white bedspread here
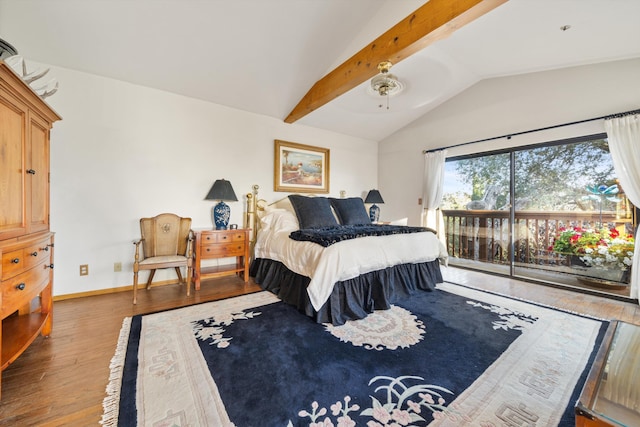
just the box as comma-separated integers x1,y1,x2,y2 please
255,226,448,311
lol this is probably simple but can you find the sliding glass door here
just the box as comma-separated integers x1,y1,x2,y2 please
442,152,511,276
441,134,637,298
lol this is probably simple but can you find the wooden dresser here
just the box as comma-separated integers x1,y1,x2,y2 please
193,229,250,290
0,61,61,399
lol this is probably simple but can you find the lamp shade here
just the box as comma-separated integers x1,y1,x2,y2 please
205,179,238,230
364,190,384,204
205,179,238,202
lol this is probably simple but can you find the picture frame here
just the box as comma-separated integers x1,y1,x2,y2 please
274,140,330,193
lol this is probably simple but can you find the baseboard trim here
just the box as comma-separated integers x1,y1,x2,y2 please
53,280,179,301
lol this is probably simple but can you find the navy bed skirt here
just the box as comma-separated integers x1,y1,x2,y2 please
249,258,443,325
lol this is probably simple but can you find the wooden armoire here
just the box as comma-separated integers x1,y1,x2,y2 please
0,61,61,398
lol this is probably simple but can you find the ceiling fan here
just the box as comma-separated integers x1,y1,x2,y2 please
370,60,403,109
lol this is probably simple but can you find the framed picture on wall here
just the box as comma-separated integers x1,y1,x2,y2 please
274,140,330,193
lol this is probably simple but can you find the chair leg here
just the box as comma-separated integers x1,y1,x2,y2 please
133,270,139,304
175,267,184,284
185,266,192,297
175,267,189,296
146,270,156,290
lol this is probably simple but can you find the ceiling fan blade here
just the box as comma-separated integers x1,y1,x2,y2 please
284,0,508,124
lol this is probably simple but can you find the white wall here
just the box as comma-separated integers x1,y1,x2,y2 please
379,58,640,225
41,64,378,296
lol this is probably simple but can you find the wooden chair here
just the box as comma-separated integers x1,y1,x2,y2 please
132,213,193,304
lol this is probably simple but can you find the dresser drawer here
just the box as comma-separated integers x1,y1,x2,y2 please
202,242,245,258
201,231,246,244
1,237,51,279
1,264,50,317
23,239,51,270
2,248,25,279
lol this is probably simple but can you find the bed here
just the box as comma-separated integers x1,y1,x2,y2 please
244,185,448,325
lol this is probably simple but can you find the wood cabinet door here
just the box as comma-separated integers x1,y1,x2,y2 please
0,89,28,240
27,113,50,234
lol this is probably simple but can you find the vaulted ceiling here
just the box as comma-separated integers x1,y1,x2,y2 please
1,0,639,141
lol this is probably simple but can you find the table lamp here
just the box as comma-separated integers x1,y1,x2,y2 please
365,189,384,223
205,179,238,229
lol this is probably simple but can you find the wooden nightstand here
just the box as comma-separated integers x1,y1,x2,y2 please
193,229,250,290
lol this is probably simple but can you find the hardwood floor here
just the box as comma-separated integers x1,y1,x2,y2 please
0,268,638,426
442,267,640,325
0,277,262,426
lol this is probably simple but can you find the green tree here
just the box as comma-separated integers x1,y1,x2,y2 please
448,139,614,211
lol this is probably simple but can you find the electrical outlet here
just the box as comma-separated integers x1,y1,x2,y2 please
114,262,122,272
79,264,89,276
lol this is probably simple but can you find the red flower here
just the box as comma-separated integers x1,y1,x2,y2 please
609,228,620,238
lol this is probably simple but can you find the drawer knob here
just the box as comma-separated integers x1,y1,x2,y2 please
11,258,20,264
45,264,54,269
30,251,38,257
16,283,26,291
26,169,36,175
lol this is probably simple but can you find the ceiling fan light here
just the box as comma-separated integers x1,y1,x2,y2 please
368,60,404,109
371,72,402,97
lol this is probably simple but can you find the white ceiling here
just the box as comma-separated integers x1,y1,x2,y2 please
1,0,640,141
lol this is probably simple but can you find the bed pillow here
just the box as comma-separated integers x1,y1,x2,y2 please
288,195,338,229
329,197,371,225
260,209,299,232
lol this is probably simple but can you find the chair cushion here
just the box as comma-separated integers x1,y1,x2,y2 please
139,255,189,266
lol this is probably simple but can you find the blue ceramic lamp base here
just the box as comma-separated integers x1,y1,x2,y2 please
213,201,231,230
369,204,380,223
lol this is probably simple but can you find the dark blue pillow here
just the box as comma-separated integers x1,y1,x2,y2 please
288,195,338,229
330,197,371,225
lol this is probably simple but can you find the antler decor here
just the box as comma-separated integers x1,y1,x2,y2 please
0,39,58,99
3,53,59,99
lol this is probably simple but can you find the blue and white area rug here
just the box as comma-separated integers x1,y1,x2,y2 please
101,283,607,426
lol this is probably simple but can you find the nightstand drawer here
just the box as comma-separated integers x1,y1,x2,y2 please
202,232,246,244
1,264,49,317
202,243,245,258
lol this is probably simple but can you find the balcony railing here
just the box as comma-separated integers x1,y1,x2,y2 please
441,209,631,268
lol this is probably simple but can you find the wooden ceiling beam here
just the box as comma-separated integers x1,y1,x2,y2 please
284,0,508,124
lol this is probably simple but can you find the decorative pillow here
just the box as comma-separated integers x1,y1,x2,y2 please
288,195,338,229
260,209,299,232
329,197,371,225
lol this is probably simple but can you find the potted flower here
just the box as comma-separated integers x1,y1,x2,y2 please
551,226,634,272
